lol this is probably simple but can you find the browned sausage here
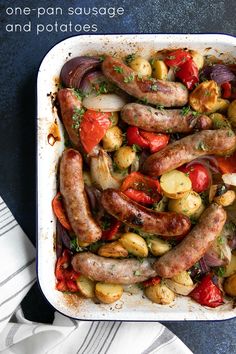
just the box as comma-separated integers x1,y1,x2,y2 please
57,88,83,150
102,56,188,107
143,129,236,176
101,189,191,236
72,252,156,284
153,204,227,278
60,148,102,244
121,103,212,133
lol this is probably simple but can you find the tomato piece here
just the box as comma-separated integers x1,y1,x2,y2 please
126,126,149,149
55,250,71,280
66,280,79,293
175,59,199,90
102,219,122,240
56,280,68,292
221,82,232,99
143,276,161,287
79,110,112,153
139,131,169,153
123,188,160,205
164,49,191,67
179,163,211,193
190,274,223,308
52,192,71,231
215,151,236,174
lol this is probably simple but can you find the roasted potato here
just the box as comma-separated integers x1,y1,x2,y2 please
168,191,202,217
76,275,95,298
95,283,123,304
190,50,204,70
164,279,195,296
224,254,236,277
160,170,192,199
129,56,152,76
171,271,193,286
83,171,92,186
119,232,148,257
98,241,128,258
189,80,219,113
110,112,119,126
148,237,171,256
209,98,230,113
152,59,168,80
145,283,175,304
224,274,236,296
102,126,123,151
227,99,236,127
214,190,236,207
209,113,231,129
113,146,136,170
191,202,205,219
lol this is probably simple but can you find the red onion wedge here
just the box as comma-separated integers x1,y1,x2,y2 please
200,64,235,85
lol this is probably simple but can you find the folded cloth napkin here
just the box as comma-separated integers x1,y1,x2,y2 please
0,196,193,354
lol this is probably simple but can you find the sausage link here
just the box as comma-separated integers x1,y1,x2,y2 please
121,103,212,133
101,189,191,236
153,204,227,278
102,56,188,107
72,252,156,284
143,129,236,176
60,148,102,244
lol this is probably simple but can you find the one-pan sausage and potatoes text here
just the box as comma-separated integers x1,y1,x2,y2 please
52,48,236,307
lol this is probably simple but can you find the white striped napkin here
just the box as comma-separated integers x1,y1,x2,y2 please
0,196,193,354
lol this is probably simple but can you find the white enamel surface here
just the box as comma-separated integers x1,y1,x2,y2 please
37,34,236,321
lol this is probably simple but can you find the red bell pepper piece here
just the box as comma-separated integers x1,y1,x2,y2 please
63,269,80,282
143,276,161,287
164,49,192,67
79,110,112,153
215,150,236,174
52,192,71,231
221,82,232,99
189,274,223,308
102,219,122,240
66,280,79,293
175,59,199,90
126,126,149,149
139,131,170,153
55,250,71,280
56,280,68,292
123,188,159,205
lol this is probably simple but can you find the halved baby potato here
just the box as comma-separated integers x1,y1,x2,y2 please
102,126,123,152
76,275,95,298
152,59,168,80
145,283,175,304
214,190,236,207
164,279,195,296
171,271,193,286
129,56,152,77
160,170,192,199
98,241,128,258
119,232,148,257
189,50,204,70
224,274,236,296
223,254,236,277
95,283,123,304
168,191,202,216
148,237,171,256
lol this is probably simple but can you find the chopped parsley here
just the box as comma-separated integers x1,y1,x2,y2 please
181,106,191,116
215,266,226,277
217,234,225,245
156,104,165,111
96,81,108,95
99,55,105,62
113,66,124,73
125,53,136,64
70,238,84,252
132,144,142,152
133,270,141,276
196,141,208,151
124,73,135,83
151,84,159,91
72,107,85,130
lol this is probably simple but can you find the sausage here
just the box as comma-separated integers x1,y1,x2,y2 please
60,148,102,244
121,103,212,133
153,204,227,278
143,129,236,176
101,189,191,236
57,88,83,149
72,252,156,284
102,56,188,107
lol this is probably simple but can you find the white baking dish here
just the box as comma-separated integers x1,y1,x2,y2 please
37,34,236,321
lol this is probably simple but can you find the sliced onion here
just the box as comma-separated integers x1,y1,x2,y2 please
199,258,210,273
200,64,235,85
80,70,107,95
164,279,195,296
60,56,101,89
222,173,236,186
83,93,127,112
84,184,102,211
228,235,236,250
90,149,121,190
203,235,232,267
56,220,71,257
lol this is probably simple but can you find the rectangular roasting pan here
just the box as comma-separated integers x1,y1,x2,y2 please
37,34,236,321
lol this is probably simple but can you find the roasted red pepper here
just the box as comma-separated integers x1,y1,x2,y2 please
126,126,149,149
143,276,161,287
79,110,112,153
189,274,223,308
56,280,68,292
175,59,199,90
164,49,192,67
120,172,161,204
215,150,236,174
52,192,71,231
55,250,80,292
102,219,122,240
66,280,79,293
55,249,71,280
221,82,232,99
139,131,170,153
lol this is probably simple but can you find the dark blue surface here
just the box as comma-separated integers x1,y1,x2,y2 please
0,1,236,353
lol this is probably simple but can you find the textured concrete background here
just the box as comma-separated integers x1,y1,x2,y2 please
0,1,235,353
